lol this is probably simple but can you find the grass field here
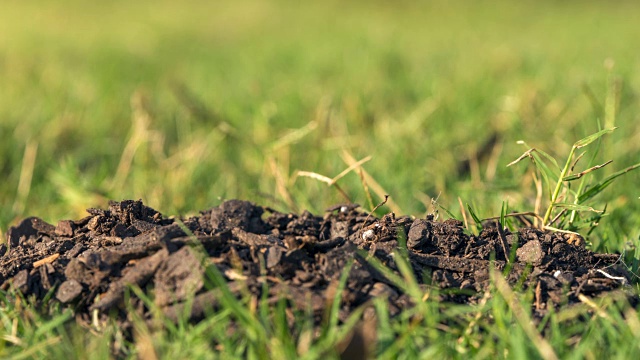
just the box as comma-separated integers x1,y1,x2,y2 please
2,0,640,358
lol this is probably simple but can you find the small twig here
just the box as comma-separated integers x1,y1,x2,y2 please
33,253,60,268
361,195,389,230
507,148,535,167
534,281,542,310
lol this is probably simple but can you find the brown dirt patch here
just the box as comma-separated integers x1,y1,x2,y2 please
1,200,636,331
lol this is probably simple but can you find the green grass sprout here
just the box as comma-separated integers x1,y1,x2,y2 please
509,126,640,232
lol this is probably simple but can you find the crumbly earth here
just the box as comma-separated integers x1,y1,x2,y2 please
1,200,635,333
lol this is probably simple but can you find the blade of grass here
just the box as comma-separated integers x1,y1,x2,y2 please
563,160,613,181
573,127,616,149
552,203,604,213
432,197,458,220
510,143,561,199
578,162,640,203
466,204,482,232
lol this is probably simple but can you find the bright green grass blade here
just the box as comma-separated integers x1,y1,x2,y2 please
530,151,560,186
578,162,640,203
532,148,561,174
513,142,561,198
466,204,483,231
574,128,616,149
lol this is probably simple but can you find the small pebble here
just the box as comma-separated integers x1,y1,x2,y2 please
362,229,375,240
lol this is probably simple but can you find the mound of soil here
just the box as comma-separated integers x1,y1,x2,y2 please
1,200,635,331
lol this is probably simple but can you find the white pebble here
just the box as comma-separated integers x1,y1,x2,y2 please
362,229,375,240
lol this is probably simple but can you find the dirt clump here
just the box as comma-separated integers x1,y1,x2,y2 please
1,199,635,331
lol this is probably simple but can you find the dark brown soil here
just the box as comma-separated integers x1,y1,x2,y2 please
1,200,636,332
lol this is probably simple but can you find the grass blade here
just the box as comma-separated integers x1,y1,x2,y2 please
531,148,561,173
552,203,603,213
573,127,616,149
511,142,561,198
578,162,640,203
563,160,613,181
466,204,483,231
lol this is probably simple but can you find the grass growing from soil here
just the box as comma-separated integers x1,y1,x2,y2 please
2,0,640,358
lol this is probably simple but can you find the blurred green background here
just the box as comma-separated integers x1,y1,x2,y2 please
1,0,639,250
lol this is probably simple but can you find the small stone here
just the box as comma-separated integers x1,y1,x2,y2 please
266,246,284,268
12,270,30,294
362,229,376,241
516,240,544,265
56,279,83,303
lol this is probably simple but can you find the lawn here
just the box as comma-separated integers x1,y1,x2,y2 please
2,0,640,358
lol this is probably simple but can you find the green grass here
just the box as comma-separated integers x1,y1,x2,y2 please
2,0,640,358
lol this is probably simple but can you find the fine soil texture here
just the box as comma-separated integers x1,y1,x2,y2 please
1,200,636,334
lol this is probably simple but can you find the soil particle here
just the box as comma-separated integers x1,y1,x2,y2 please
1,199,636,337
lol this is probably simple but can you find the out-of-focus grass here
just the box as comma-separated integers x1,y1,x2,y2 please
2,0,639,250
2,0,640,357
